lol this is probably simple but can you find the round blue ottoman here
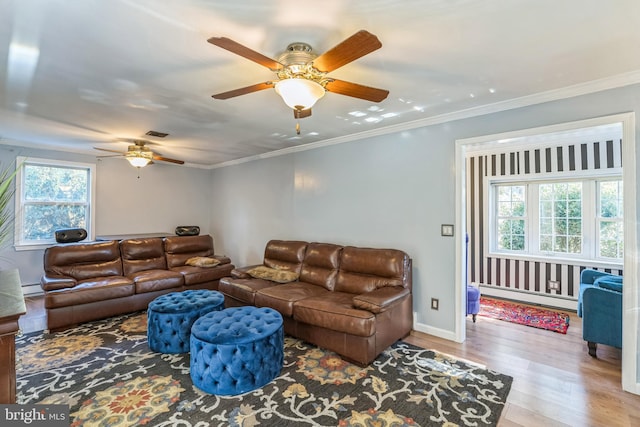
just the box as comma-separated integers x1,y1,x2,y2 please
147,289,224,354
190,306,284,395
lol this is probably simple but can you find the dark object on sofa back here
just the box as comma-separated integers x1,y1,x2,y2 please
175,225,200,236
54,228,88,243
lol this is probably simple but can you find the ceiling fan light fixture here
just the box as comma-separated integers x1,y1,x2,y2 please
275,78,325,111
125,152,153,168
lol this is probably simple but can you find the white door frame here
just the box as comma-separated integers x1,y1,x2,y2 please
454,112,639,394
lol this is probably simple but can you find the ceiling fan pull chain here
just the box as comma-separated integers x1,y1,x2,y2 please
296,121,301,135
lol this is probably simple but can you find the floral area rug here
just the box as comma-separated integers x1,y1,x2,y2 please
16,312,512,426
479,296,570,334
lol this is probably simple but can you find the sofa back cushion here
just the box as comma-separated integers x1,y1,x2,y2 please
120,238,167,275
164,235,214,268
335,246,410,294
263,240,308,273
43,240,123,280
299,243,342,290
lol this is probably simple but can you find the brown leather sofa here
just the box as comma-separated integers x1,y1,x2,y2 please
219,240,412,365
41,235,234,331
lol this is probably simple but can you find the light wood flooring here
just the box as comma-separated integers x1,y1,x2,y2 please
405,304,640,427
18,295,640,426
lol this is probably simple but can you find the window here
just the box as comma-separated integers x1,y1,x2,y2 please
538,182,582,254
490,177,623,262
14,157,95,249
598,180,624,258
496,185,526,251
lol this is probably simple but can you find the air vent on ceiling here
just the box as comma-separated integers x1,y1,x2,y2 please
145,130,169,138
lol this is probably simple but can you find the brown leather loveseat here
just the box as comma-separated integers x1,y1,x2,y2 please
219,240,413,365
41,234,234,331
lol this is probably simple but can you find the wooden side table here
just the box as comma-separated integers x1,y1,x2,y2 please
0,269,26,404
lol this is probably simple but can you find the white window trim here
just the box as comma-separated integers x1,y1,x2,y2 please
14,156,96,251
485,169,623,267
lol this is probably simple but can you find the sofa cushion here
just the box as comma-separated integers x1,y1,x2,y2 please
164,235,215,268
44,240,124,280
263,240,308,273
44,276,135,309
254,282,329,317
335,247,407,294
121,238,167,275
298,243,342,290
186,256,221,268
293,292,375,337
170,263,234,286
219,277,280,305
246,266,299,283
594,275,623,293
128,269,184,293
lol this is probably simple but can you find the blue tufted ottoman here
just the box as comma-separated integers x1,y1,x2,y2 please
147,289,224,354
190,306,284,395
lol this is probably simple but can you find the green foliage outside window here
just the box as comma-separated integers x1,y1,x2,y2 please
539,182,582,254
497,185,526,251
21,164,89,242
599,180,624,258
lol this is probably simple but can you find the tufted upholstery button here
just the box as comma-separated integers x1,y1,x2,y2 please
190,306,284,396
147,289,224,354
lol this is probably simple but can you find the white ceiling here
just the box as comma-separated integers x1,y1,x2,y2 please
1,0,640,168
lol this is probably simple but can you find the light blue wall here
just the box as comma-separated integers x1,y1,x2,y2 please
211,83,640,337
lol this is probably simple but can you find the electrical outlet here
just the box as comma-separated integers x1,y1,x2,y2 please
431,298,439,310
548,280,560,291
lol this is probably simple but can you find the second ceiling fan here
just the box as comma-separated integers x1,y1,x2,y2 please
208,30,389,120
94,140,184,168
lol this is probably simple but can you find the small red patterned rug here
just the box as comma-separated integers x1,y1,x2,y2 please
479,297,570,334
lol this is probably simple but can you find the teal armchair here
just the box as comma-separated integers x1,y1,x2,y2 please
578,269,622,357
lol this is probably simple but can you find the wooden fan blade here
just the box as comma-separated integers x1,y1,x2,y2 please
94,147,126,154
212,82,275,100
208,37,283,71
312,30,382,73
294,108,312,119
152,154,184,165
325,79,389,102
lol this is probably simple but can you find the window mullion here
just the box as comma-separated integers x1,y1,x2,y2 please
583,181,596,259
529,183,539,254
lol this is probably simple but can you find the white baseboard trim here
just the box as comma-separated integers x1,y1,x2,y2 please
478,285,578,311
413,321,458,342
22,283,43,296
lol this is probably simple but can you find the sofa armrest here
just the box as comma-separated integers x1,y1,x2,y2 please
353,286,410,314
212,255,232,265
582,285,622,348
580,269,611,285
41,275,77,291
230,264,263,279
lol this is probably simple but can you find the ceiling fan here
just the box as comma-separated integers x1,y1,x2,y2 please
208,30,389,120
94,140,185,168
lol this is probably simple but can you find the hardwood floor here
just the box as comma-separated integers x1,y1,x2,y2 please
405,304,640,427
17,295,640,426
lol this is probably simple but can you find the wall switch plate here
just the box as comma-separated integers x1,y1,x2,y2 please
431,298,439,310
441,224,454,236
548,280,560,291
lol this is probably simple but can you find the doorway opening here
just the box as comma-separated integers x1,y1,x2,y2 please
454,113,638,394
